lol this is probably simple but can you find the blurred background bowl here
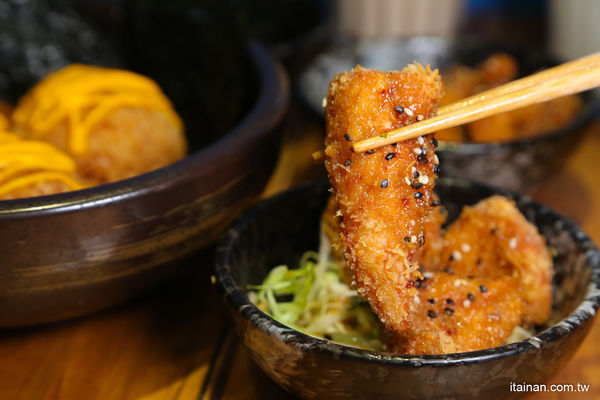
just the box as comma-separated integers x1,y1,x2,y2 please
298,35,599,191
215,178,600,400
0,1,289,327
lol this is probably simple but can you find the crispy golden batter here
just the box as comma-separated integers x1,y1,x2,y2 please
387,273,524,354
427,196,553,326
324,65,443,335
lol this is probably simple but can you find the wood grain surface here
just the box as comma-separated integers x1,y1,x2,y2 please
0,105,598,399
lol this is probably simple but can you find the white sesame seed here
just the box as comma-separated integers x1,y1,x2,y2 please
405,176,411,185
418,174,429,185
461,243,471,253
405,108,414,117
410,220,416,226
509,237,518,249
413,147,422,155
322,97,327,108
417,136,425,145
433,154,440,164
463,299,471,307
452,250,463,261
414,295,421,304
411,166,416,173
424,272,434,279
453,279,467,287
411,235,417,243
416,114,424,121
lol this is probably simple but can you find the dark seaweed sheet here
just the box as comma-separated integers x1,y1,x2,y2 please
0,0,120,103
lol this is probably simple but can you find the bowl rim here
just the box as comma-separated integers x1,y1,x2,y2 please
215,178,600,366
0,41,289,219
297,35,600,154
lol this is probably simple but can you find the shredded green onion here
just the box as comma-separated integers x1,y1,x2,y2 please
248,232,382,351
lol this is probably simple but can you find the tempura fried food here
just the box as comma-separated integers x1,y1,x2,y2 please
13,64,187,184
0,132,86,200
324,65,443,335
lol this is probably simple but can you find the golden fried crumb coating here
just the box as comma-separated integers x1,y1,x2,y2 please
387,274,524,354
430,195,553,326
324,65,443,335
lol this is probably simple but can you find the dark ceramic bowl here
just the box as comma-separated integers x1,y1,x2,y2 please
215,179,600,400
298,36,599,191
0,42,289,327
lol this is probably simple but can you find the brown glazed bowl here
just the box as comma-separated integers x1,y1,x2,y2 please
215,179,600,400
298,36,599,191
0,42,289,327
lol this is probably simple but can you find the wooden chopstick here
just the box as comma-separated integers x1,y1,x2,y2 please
437,51,600,116
352,53,600,152
311,51,600,162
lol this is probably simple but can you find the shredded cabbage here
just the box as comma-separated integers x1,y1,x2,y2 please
248,231,382,351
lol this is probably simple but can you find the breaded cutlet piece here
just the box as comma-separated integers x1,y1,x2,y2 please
324,65,443,335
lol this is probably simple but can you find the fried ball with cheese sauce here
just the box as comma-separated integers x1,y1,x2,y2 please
0,132,86,200
13,64,187,184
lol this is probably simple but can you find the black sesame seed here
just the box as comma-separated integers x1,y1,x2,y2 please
444,307,455,315
392,142,398,147
349,147,354,152
417,154,429,164
381,179,389,189
411,181,423,189
476,258,482,265
490,228,498,234
433,164,440,175
420,147,427,156
415,279,422,288
428,298,435,304
467,293,475,302
414,191,423,199
446,298,455,306
431,137,439,147
385,152,396,160
324,334,333,340
479,284,488,293
366,149,375,154
413,170,420,179
467,275,474,279
344,159,351,167
404,236,411,242
431,200,441,207
418,233,425,245
427,310,437,318
444,267,453,274
395,105,404,114
344,133,351,141
448,254,454,261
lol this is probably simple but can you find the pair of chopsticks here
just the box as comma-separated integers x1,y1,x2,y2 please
312,51,600,163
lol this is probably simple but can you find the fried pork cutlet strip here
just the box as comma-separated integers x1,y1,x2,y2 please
324,65,443,335
428,195,553,326
386,273,524,354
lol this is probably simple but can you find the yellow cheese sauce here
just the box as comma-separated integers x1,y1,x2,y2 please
12,64,184,156
0,132,84,196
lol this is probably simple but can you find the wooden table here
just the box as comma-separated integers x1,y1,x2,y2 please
1,104,599,399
